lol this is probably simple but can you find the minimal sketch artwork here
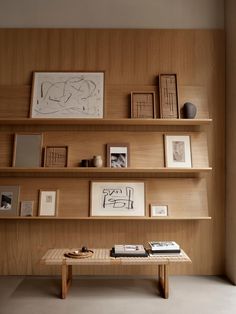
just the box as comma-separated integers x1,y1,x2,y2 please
103,187,134,209
90,182,145,216
0,192,13,210
172,141,185,162
30,72,104,118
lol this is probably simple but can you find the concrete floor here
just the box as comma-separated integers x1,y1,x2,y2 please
0,276,235,314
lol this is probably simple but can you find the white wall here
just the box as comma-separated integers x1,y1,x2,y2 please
226,0,236,285
0,0,224,28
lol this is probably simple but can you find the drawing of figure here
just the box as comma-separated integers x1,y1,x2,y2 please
35,75,102,117
102,187,134,209
172,141,185,162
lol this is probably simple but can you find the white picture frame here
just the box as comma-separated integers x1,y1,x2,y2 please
90,181,146,217
150,204,168,217
30,72,104,119
164,135,192,168
38,190,58,217
20,201,34,217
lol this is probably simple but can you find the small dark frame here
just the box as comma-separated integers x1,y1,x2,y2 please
159,74,179,119
44,146,69,168
106,143,130,168
131,92,156,119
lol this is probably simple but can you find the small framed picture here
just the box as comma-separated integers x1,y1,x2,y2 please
38,190,58,217
0,186,20,217
150,204,168,217
107,143,130,168
164,135,192,168
44,146,68,167
131,92,156,118
159,74,179,119
13,133,43,167
20,201,34,217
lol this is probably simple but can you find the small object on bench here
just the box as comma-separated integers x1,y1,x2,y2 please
64,246,94,259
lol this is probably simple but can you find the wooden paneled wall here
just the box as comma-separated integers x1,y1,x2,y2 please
0,29,225,275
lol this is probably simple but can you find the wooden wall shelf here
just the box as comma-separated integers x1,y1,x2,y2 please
0,118,212,126
0,216,212,220
0,167,212,178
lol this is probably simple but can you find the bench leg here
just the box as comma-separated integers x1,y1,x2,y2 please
61,263,72,299
158,264,169,299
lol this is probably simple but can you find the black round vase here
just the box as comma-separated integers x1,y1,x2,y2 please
183,102,197,119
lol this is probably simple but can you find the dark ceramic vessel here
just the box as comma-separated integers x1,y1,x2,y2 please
183,102,197,119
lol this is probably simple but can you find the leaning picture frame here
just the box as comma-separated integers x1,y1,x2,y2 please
38,190,59,217
30,72,105,119
106,143,130,168
44,146,69,167
13,133,43,167
20,201,34,217
0,186,20,217
150,204,168,217
164,135,192,168
131,91,156,118
90,181,146,217
159,74,179,119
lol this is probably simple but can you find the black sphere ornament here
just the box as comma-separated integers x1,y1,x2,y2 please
183,102,197,119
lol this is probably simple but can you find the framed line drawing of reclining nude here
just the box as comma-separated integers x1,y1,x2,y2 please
30,72,104,118
90,181,146,217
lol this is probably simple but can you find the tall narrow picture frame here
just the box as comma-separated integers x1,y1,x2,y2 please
131,92,156,118
13,133,43,167
30,72,105,119
159,74,179,119
90,181,146,217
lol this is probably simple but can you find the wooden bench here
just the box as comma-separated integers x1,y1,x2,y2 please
41,248,191,299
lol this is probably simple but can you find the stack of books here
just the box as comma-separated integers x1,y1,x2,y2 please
111,244,148,257
148,241,181,256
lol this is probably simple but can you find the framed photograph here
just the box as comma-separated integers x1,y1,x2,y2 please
13,133,43,167
131,92,156,118
90,181,146,217
38,190,58,217
0,186,20,217
159,74,179,119
20,201,34,217
164,135,192,168
150,204,168,217
44,146,68,167
106,143,130,168
30,72,104,119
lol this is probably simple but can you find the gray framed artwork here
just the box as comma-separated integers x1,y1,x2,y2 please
13,133,43,167
0,186,20,217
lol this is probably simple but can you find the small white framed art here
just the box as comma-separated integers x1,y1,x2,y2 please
150,204,168,217
38,190,58,217
164,135,192,168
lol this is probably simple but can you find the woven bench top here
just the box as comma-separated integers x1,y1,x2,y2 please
41,248,191,266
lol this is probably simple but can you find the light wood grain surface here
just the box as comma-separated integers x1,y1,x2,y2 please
0,29,225,276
